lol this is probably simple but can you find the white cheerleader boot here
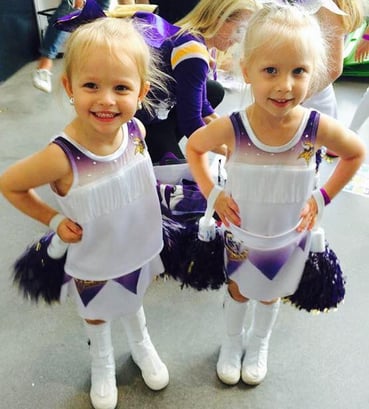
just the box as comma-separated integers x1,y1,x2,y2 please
84,321,118,409
242,300,280,386
121,307,169,390
216,290,249,385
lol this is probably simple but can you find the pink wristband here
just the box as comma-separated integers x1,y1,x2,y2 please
362,34,369,41
320,188,331,206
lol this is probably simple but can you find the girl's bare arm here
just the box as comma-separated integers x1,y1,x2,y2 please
316,114,366,200
0,143,83,242
186,117,240,226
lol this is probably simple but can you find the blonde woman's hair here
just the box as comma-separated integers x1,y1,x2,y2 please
241,4,329,96
333,0,364,33
62,17,167,113
175,0,261,39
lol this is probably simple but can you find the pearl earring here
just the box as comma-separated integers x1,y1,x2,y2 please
137,100,142,110
69,96,74,105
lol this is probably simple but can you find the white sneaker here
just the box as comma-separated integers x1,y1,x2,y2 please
130,337,169,391
32,69,52,93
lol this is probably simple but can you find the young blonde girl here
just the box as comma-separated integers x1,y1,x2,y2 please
0,17,169,409
186,4,365,387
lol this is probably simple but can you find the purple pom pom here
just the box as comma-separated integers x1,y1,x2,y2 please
161,216,191,281
181,222,226,290
284,242,345,313
13,232,67,304
161,216,226,291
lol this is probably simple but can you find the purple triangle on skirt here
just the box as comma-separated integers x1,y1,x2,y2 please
114,269,141,294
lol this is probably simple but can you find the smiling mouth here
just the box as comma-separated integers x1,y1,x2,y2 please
270,98,293,105
92,112,119,119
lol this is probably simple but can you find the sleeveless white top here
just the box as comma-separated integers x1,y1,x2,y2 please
224,110,319,300
52,120,163,280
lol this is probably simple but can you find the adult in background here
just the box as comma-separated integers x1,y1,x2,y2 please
135,0,261,164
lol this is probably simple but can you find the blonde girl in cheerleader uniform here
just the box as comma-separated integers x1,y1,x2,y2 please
0,17,169,409
186,4,365,387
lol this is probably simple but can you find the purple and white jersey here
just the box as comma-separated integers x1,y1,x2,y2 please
51,119,163,281
223,109,320,301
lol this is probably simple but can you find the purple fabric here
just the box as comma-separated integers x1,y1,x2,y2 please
226,232,309,281
157,179,207,217
133,12,180,48
248,234,307,279
75,269,141,306
173,57,214,136
53,120,141,174
136,31,215,137
158,151,185,165
75,279,107,307
114,269,141,294
174,181,206,214
54,0,106,32
163,184,173,210
247,248,294,280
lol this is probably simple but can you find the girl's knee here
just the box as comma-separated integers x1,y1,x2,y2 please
227,280,249,303
259,298,280,305
85,319,106,325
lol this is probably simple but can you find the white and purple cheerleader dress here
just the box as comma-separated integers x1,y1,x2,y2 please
52,119,164,320
224,109,320,301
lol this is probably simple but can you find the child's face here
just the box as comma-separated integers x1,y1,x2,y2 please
242,40,313,117
63,44,147,138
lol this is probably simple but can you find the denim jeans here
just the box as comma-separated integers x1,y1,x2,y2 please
39,0,111,59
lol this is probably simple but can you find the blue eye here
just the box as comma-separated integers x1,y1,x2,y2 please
115,85,128,92
293,67,305,75
265,67,277,74
83,82,97,89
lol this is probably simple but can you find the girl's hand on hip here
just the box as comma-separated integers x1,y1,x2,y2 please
297,197,318,232
214,191,241,227
58,219,83,243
